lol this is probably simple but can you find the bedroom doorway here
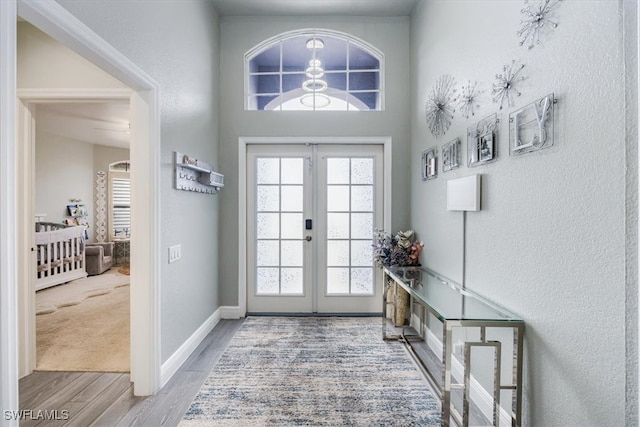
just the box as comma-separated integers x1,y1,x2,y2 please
29,101,132,373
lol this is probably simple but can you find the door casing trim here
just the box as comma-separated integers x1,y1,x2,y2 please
238,136,392,317
3,1,162,405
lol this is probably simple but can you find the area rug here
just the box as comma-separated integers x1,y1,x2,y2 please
36,267,129,315
36,284,129,372
181,316,440,426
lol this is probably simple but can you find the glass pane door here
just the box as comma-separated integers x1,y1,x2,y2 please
246,143,383,314
247,145,313,313
316,145,383,313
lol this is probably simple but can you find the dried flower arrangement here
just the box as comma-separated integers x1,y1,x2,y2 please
372,229,424,267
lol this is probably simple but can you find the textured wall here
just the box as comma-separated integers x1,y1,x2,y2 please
411,1,630,425
55,0,221,362
218,16,411,306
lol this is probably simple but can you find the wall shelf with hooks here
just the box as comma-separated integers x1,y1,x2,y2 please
174,151,224,194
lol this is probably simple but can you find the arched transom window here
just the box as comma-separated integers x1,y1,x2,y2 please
246,30,384,111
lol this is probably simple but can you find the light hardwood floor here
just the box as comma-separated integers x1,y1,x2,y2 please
18,319,244,426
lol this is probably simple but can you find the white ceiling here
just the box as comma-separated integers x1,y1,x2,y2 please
37,102,131,149
210,0,420,16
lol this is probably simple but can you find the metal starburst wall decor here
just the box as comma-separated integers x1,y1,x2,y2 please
456,80,481,120
425,74,456,138
492,60,526,110
518,0,562,49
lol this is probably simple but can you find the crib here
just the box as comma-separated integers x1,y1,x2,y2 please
35,222,87,291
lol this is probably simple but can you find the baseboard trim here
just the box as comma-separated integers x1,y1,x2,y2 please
220,305,242,319
424,328,512,427
160,307,222,387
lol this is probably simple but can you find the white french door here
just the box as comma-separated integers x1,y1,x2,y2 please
247,144,383,314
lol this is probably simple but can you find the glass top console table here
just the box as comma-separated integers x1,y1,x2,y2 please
382,266,524,427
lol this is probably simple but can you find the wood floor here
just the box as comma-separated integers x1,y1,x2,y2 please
18,319,244,426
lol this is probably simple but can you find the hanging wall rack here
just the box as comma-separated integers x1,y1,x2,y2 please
174,151,224,194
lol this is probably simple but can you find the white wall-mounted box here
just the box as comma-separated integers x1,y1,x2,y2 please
447,174,481,211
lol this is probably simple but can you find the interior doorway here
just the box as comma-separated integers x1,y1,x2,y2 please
27,100,132,373
8,0,162,398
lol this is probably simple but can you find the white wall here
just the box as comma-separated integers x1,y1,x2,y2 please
34,131,129,244
54,0,222,362
218,16,411,306
410,1,632,425
17,21,125,89
35,130,95,239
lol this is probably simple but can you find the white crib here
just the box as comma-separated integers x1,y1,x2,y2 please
35,222,87,291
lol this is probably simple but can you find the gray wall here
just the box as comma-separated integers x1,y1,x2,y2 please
218,16,411,306
55,0,222,363
410,1,633,425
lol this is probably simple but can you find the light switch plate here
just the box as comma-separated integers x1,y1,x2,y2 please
169,244,181,263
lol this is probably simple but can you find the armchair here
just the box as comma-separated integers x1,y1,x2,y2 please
85,242,114,276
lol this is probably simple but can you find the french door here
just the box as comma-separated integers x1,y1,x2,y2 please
247,144,383,313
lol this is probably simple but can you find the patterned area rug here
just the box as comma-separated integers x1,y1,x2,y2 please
181,316,440,426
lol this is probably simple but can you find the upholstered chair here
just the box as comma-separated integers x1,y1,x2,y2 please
85,242,114,276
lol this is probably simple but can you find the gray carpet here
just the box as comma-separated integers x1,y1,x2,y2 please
181,316,440,426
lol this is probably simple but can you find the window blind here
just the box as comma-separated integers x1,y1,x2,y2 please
112,177,131,236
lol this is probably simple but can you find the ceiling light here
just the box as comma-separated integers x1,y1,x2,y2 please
300,93,331,109
302,79,328,93
301,37,330,109
306,38,324,49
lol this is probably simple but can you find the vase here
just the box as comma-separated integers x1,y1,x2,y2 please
387,281,409,327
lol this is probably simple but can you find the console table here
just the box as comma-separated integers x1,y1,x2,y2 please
382,266,524,427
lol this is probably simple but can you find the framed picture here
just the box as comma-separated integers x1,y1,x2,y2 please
67,204,80,217
509,93,555,156
421,147,437,181
442,138,460,172
77,204,89,217
64,218,78,226
478,132,494,162
468,113,498,167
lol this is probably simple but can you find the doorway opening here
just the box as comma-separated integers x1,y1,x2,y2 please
239,137,392,317
29,101,132,373
8,0,162,398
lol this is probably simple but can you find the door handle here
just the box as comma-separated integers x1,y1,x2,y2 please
305,235,312,242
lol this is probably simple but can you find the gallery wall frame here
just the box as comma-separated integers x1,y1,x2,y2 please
509,93,556,156
442,138,461,172
422,147,438,180
467,113,498,167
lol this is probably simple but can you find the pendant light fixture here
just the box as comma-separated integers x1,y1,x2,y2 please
301,38,330,109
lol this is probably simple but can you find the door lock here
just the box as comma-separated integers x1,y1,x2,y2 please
305,235,312,242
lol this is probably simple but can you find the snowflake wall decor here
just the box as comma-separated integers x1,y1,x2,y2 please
456,80,481,120
518,0,562,49
425,74,456,138
492,60,526,110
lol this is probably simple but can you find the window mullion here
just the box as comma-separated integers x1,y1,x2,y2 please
246,32,382,111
